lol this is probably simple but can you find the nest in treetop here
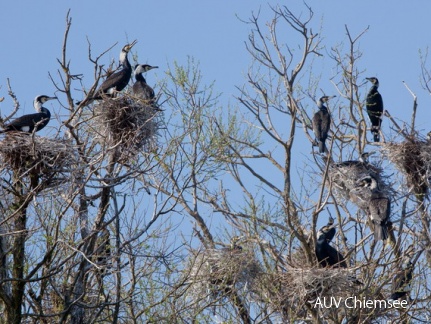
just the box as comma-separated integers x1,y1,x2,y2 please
328,160,389,209
0,133,75,184
262,268,386,319
186,246,261,301
92,95,161,161
382,139,431,200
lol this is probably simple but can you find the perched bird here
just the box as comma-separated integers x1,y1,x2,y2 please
77,40,137,105
357,175,391,241
315,221,347,268
390,260,414,300
0,95,57,133
133,64,158,102
365,77,384,142
312,95,335,153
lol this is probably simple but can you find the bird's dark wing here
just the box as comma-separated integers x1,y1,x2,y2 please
366,92,383,124
316,241,346,268
133,81,155,100
312,110,330,140
4,112,47,132
99,69,132,94
369,194,390,223
326,244,347,268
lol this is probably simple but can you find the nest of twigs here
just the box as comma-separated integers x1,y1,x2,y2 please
247,267,365,319
93,95,161,161
186,247,261,301
329,161,389,209
0,133,75,185
382,139,431,200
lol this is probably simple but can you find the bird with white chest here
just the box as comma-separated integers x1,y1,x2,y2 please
0,95,57,134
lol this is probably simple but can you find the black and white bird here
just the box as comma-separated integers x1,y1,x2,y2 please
0,95,57,134
357,175,391,241
133,64,158,102
365,77,384,142
315,220,347,268
77,40,137,105
312,95,335,154
390,260,414,300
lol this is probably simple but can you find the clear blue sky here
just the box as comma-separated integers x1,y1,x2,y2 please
1,1,431,171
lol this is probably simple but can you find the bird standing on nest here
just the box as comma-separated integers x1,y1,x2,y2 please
0,95,57,134
357,175,391,241
365,77,384,142
315,218,347,268
133,64,158,103
312,95,335,154
77,40,137,105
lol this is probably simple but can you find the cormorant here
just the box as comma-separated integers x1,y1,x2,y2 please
312,95,335,153
77,40,137,105
357,175,391,241
0,95,57,133
133,64,158,102
315,222,347,268
365,77,384,142
390,261,413,300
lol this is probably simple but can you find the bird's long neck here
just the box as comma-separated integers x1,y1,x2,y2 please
34,100,43,113
135,72,146,83
369,84,379,94
119,51,131,70
317,101,327,111
370,179,379,191
40,107,51,118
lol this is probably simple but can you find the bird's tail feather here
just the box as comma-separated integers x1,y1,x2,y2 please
373,132,380,142
374,224,388,241
318,140,326,154
371,127,380,142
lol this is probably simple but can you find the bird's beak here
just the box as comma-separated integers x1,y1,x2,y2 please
365,77,372,81
128,40,137,50
151,66,159,70
49,96,58,101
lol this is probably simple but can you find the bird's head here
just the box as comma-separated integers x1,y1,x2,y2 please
122,40,137,53
366,77,379,86
356,175,377,188
318,95,336,104
33,95,57,111
359,151,375,163
316,224,336,242
134,64,158,74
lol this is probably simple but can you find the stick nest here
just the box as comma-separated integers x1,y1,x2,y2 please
92,95,161,161
382,139,431,199
249,267,365,319
0,133,76,184
328,161,389,209
186,247,261,301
